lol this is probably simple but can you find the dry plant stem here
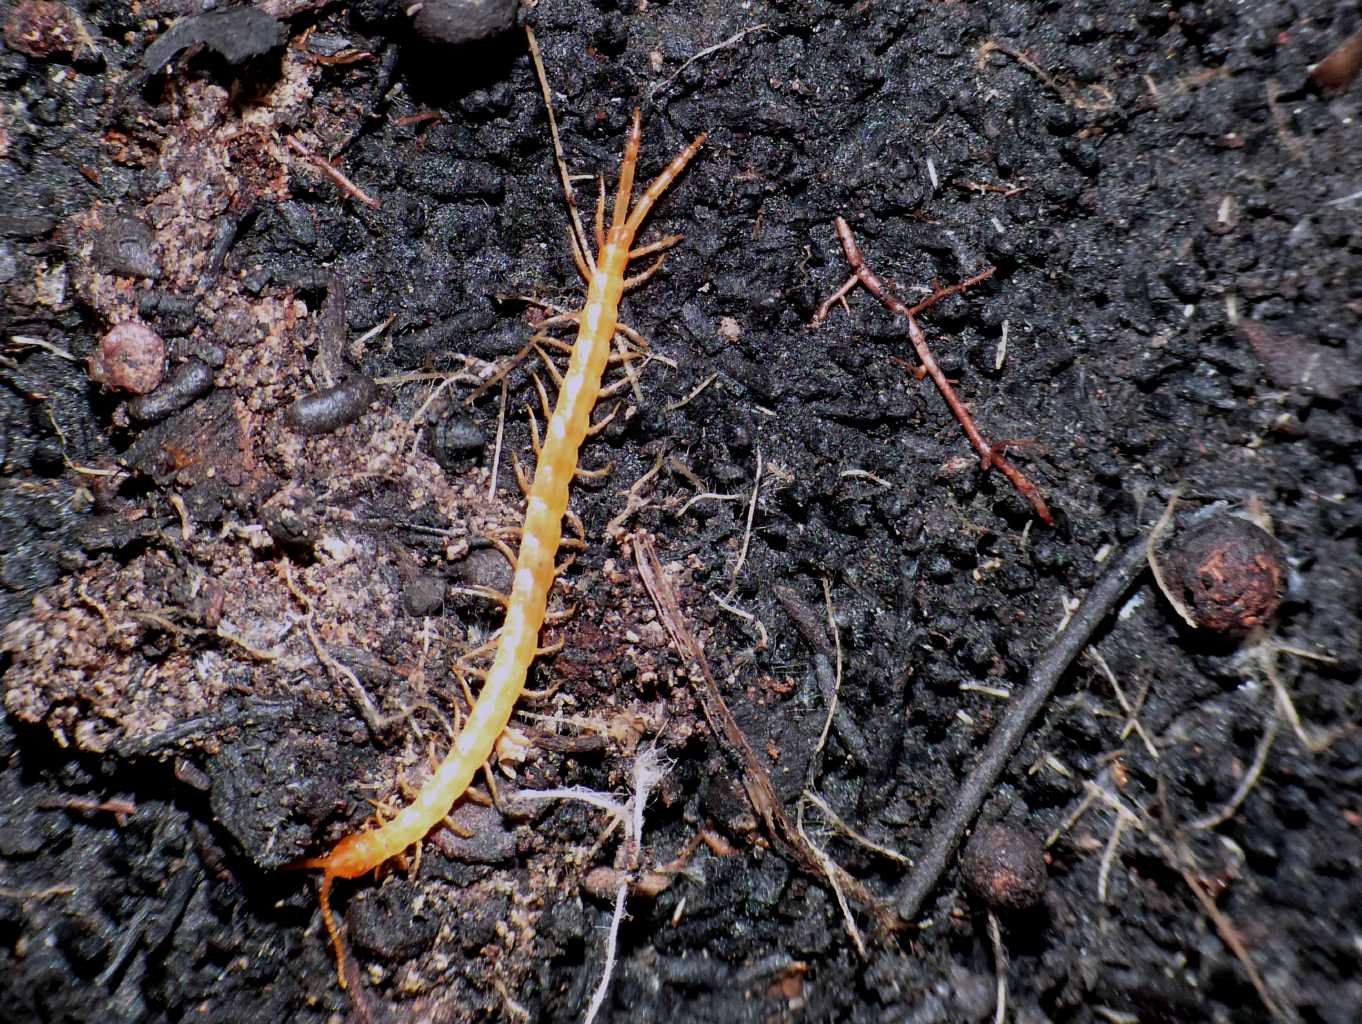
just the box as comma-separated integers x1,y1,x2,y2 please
38,796,136,826
986,910,1007,1024
807,579,842,784
824,217,1054,525
294,102,704,988
283,564,391,739
1186,710,1279,832
650,23,770,100
632,533,897,938
1086,648,1159,761
285,136,380,209
791,580,869,955
729,447,763,585
525,27,594,272
1086,784,1292,1022
488,378,508,501
803,791,910,865
895,536,1148,922
518,750,667,1024
1145,489,1199,628
976,40,1116,112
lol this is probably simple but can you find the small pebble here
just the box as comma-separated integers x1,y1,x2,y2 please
458,546,512,594
429,413,485,470
403,574,446,617
88,321,165,394
411,0,516,47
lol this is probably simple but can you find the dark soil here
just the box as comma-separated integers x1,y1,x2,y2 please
2,1,1360,1022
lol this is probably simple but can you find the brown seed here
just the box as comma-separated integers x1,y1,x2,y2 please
88,321,165,394
960,823,1046,911
1169,517,1285,633
1310,26,1362,93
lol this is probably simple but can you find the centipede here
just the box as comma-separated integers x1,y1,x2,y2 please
292,44,705,989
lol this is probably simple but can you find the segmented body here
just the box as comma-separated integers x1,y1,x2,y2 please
297,111,704,988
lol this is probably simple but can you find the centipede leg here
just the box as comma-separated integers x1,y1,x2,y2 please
457,634,500,666
612,110,643,230
531,343,566,389
585,402,622,434
565,509,587,549
598,375,637,399
441,813,473,838
614,321,651,351
531,371,554,420
535,330,577,350
623,254,668,290
520,678,562,701
456,670,478,711
454,583,510,609
535,636,566,658
318,873,349,990
629,232,683,261
481,764,503,808
512,450,532,495
574,462,614,482
525,407,543,456
480,532,521,571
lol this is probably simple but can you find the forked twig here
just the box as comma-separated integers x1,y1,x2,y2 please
816,217,1053,524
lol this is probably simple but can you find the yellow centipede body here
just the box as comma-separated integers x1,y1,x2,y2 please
296,110,704,988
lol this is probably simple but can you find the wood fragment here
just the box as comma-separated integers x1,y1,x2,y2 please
632,532,897,936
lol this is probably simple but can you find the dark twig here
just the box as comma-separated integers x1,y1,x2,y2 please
895,537,1148,922
816,217,1054,525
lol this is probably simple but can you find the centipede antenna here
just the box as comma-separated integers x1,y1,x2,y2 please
612,110,643,230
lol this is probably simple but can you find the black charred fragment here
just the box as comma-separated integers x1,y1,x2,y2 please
93,215,159,279
428,413,485,470
282,375,377,435
128,358,213,423
142,8,286,75
137,290,198,335
200,207,255,287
